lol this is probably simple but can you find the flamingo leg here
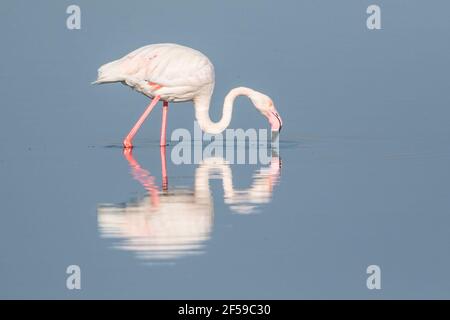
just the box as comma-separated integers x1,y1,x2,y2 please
123,95,161,149
160,101,169,146
160,146,168,191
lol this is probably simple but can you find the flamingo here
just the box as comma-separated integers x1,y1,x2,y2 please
93,43,283,148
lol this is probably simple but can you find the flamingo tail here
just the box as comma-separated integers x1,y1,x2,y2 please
92,60,125,84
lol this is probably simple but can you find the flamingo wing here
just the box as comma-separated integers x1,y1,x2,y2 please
120,44,214,96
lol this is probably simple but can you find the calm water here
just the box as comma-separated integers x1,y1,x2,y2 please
1,137,450,299
1,1,450,299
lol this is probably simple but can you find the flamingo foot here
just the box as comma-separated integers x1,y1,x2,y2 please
123,139,133,149
123,147,133,157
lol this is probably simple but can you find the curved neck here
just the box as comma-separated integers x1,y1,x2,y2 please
194,87,254,134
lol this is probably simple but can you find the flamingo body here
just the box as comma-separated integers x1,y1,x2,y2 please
95,44,215,102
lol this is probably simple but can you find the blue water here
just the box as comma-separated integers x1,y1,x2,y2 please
1,0,450,299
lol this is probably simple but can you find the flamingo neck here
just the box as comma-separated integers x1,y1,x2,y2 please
194,87,255,134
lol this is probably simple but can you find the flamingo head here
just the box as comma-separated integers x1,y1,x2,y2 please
249,91,283,132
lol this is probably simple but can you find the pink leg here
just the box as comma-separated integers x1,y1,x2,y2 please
123,95,161,149
160,101,169,146
160,145,168,191
160,101,169,190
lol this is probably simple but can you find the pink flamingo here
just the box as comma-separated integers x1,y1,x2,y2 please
93,43,282,148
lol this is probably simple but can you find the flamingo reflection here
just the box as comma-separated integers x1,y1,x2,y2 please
97,147,281,261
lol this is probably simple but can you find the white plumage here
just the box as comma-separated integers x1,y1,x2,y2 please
95,43,215,102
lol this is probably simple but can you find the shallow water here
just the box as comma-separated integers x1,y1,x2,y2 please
1,0,450,299
1,137,450,299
